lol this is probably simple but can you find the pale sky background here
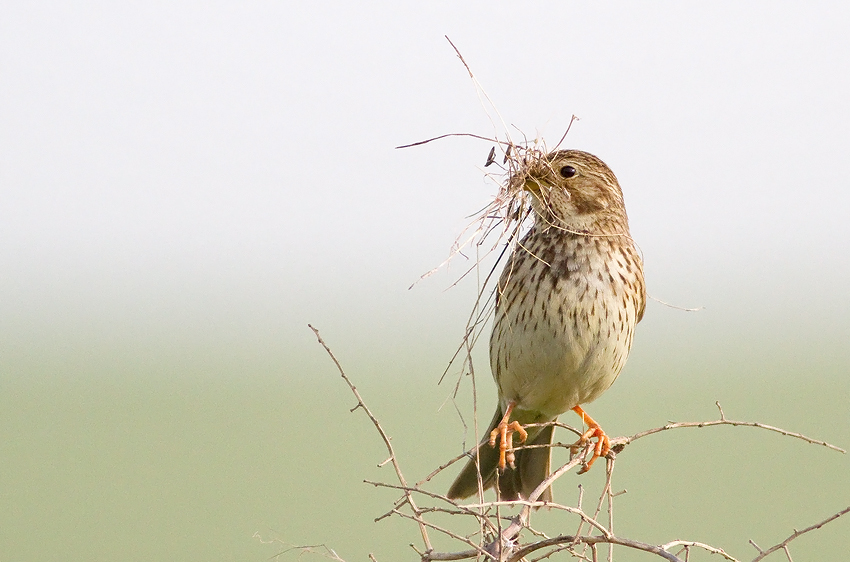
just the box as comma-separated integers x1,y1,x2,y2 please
2,1,849,381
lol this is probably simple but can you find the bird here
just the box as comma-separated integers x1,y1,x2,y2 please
447,149,646,502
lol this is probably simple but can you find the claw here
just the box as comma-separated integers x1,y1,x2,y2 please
571,406,610,473
488,402,528,470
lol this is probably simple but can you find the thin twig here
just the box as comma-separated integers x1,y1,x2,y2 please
506,534,686,562
364,479,500,533
615,403,845,454
309,325,433,552
660,541,739,561
750,506,850,562
391,508,493,560
460,500,610,537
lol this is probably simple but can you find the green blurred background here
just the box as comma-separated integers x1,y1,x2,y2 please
2,1,849,561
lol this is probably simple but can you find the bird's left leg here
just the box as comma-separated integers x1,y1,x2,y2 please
570,405,610,474
488,401,528,470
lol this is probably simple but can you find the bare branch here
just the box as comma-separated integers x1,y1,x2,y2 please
460,500,610,537
750,506,850,562
308,325,433,552
364,479,500,534
506,534,686,562
660,541,739,561
614,404,845,454
390,508,493,560
416,449,471,486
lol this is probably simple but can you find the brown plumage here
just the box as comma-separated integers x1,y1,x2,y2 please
448,149,645,502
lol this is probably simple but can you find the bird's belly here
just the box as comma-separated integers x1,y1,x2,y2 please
493,328,617,417
490,280,634,419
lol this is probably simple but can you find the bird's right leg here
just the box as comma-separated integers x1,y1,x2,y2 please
488,401,528,470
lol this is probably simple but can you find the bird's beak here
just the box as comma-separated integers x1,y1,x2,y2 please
523,176,543,194
522,176,543,195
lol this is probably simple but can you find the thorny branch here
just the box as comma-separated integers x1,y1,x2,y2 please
308,325,847,562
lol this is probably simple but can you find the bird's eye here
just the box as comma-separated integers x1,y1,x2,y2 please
559,165,577,178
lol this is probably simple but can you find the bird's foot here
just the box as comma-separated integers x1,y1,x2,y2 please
570,406,610,474
488,402,528,470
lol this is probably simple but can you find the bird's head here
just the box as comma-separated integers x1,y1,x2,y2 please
514,150,629,234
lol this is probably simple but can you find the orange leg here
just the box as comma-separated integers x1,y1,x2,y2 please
571,405,610,474
488,402,528,470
